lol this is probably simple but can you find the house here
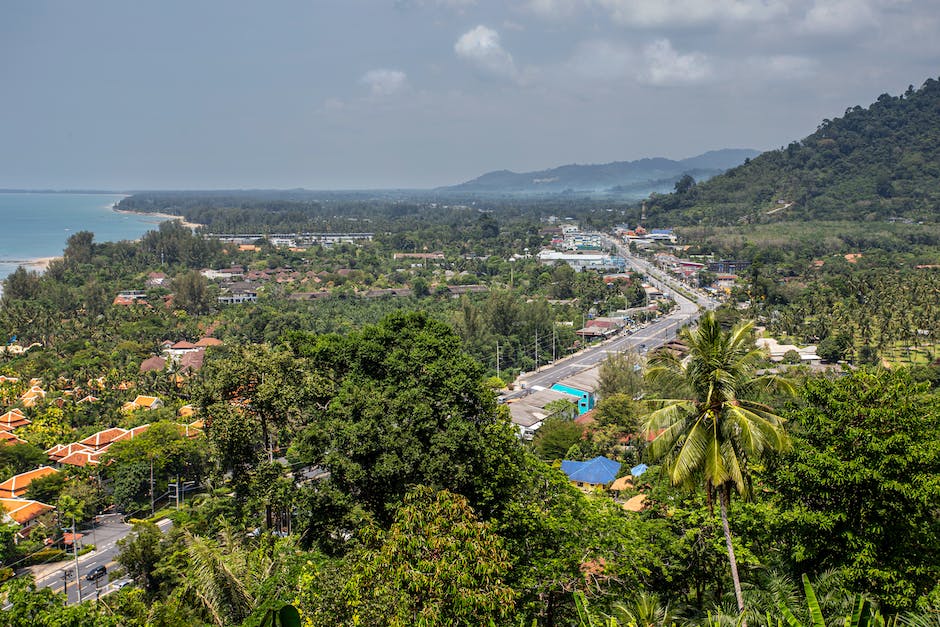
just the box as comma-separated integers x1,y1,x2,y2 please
551,368,600,414
140,356,167,373
446,285,489,296
76,394,99,404
575,317,625,340
755,337,820,363
111,424,151,445
146,272,168,287
508,388,582,440
0,376,19,384
622,494,649,512
0,431,27,446
217,283,258,305
47,442,90,461
195,337,223,348
0,409,30,430
178,350,206,373
121,396,163,412
0,466,59,498
58,450,102,468
560,456,621,490
0,498,54,537
79,428,130,451
178,404,196,418
19,386,46,408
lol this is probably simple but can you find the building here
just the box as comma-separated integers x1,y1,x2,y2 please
551,368,600,414
507,388,582,439
1,498,53,538
536,250,625,273
0,466,59,499
560,456,621,490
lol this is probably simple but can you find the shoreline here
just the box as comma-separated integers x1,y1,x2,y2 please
112,207,204,230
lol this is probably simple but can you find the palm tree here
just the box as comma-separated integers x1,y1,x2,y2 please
642,311,792,619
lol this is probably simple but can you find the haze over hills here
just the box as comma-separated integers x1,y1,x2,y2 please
646,77,940,226
438,149,760,197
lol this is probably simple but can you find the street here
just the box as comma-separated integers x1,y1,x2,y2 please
516,238,717,392
24,515,173,605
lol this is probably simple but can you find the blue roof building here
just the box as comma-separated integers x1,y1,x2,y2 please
560,456,621,488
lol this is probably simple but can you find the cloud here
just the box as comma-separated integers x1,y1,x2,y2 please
524,0,585,20
360,69,408,96
455,25,518,79
594,0,787,27
758,55,818,79
568,40,636,80
801,0,878,35
639,39,711,85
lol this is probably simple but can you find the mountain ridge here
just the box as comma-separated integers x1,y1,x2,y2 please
438,148,760,196
645,77,940,225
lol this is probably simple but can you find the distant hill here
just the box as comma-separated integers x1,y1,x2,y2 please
646,77,940,225
439,149,759,197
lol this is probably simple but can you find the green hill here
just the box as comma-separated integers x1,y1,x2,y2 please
647,77,940,225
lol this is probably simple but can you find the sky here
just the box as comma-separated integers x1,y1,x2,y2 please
2,1,938,190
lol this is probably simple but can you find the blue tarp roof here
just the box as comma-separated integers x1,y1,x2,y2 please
561,456,621,485
631,463,649,477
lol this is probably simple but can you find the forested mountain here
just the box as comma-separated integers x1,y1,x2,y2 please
647,77,940,225
439,149,758,196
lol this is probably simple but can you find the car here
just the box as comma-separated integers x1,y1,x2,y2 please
112,578,133,590
85,565,107,581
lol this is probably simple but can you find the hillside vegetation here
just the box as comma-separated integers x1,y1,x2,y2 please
647,77,940,225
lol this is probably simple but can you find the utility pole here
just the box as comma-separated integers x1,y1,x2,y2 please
534,329,539,370
62,570,70,600
72,517,82,603
495,341,500,382
150,457,155,517
552,326,556,362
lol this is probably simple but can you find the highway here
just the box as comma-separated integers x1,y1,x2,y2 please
516,236,717,392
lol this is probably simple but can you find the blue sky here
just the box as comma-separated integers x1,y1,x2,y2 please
2,1,938,189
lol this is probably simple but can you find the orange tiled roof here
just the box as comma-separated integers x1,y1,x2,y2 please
195,337,222,347
0,498,53,525
0,431,27,446
0,466,59,498
79,428,129,449
178,404,196,417
0,410,30,429
58,450,100,468
46,442,91,462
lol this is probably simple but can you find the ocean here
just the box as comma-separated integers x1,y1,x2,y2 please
0,192,169,281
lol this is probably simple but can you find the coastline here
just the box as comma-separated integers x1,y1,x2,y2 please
113,207,205,230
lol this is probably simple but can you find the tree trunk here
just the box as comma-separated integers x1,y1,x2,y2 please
719,484,746,624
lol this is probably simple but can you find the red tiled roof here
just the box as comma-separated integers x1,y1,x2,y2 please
47,442,91,462
195,337,222,347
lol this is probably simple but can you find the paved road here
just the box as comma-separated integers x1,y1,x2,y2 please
26,516,172,605
516,237,717,392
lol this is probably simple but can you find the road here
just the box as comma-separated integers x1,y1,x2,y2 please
24,515,172,605
516,236,717,392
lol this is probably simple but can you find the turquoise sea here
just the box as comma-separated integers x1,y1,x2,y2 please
0,192,169,281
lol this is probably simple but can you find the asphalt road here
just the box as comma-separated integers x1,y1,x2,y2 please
26,515,173,605
516,239,717,392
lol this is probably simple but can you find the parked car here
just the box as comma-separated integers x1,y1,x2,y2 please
113,578,133,590
85,565,107,581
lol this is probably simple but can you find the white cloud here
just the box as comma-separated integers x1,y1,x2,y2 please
595,0,787,27
454,25,518,79
360,69,408,96
640,39,711,85
801,0,878,35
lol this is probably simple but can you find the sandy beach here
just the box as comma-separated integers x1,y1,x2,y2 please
23,256,57,272
113,207,204,230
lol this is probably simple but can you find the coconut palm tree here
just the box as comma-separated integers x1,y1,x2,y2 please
642,311,792,620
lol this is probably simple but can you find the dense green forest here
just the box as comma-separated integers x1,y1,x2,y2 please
646,77,940,225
